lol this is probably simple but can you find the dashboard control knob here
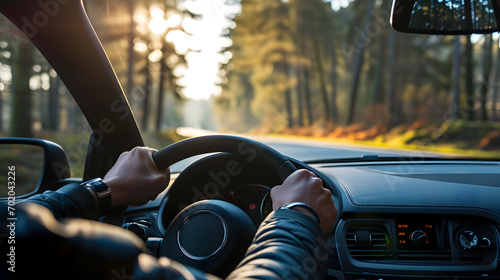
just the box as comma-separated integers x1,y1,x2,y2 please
123,222,149,242
458,230,478,250
480,237,491,248
410,230,428,246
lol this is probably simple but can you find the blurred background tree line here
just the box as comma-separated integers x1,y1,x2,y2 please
0,0,500,152
216,0,500,150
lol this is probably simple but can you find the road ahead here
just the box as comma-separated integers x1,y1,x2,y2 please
170,128,441,172
257,136,436,162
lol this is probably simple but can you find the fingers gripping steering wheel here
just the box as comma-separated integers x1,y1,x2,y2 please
152,135,298,277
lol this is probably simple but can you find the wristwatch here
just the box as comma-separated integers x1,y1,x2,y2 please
280,202,320,224
81,178,111,216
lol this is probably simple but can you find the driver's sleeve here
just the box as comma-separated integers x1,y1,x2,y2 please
226,209,328,280
22,182,100,220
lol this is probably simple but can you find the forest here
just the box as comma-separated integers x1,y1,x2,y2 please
1,0,500,161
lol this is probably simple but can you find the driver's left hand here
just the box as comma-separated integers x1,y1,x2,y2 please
104,147,170,206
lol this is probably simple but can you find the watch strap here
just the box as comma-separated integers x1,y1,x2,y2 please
280,202,320,224
81,178,111,216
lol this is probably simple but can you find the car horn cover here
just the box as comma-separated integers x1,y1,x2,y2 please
160,200,256,278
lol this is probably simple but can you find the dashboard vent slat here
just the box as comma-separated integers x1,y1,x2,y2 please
346,225,393,260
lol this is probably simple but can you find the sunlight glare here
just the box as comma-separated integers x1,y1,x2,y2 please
149,18,168,35
148,6,169,35
220,51,233,64
176,0,240,100
173,64,187,77
148,49,164,63
29,76,40,90
134,9,148,23
134,41,148,53
40,73,50,90
0,65,11,82
166,30,190,54
182,17,199,34
150,6,164,19
166,13,182,28
331,0,350,11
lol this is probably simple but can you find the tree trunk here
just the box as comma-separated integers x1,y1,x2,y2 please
126,0,135,98
10,42,34,137
465,35,475,121
372,32,387,104
451,36,461,120
329,29,338,123
347,0,375,125
0,65,4,131
156,50,168,132
493,39,500,121
47,73,60,131
282,56,293,128
295,25,307,126
303,67,313,125
295,63,304,127
480,34,493,121
386,30,398,127
311,32,329,124
142,58,151,131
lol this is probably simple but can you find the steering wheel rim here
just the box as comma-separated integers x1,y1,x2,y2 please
153,135,297,181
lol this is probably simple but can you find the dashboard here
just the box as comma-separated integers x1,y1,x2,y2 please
122,154,500,280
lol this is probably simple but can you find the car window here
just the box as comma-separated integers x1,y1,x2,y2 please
84,0,500,161
0,13,89,179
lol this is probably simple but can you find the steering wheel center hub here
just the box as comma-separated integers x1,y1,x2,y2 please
160,200,256,278
178,210,227,260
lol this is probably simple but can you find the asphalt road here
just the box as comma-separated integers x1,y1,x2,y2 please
257,136,432,162
170,128,440,172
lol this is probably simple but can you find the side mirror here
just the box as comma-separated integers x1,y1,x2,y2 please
391,0,500,35
0,138,71,198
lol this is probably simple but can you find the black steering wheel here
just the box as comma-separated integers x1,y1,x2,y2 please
151,135,299,277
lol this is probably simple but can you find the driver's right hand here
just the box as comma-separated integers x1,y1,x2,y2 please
270,169,337,235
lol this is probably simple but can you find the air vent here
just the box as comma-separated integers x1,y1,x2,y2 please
346,225,393,260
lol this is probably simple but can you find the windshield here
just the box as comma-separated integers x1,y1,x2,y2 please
1,0,500,174
82,0,500,161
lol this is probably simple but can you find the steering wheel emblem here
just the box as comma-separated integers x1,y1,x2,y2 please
177,210,228,260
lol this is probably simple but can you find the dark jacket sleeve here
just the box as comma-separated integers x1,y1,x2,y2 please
226,209,327,280
21,185,328,280
23,182,99,220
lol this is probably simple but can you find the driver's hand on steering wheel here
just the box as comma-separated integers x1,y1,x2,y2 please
103,147,170,207
271,169,337,235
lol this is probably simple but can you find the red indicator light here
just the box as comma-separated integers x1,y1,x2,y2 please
249,204,256,210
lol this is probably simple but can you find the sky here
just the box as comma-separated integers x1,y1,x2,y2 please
175,0,240,100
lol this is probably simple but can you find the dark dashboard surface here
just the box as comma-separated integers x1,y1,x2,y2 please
316,161,500,212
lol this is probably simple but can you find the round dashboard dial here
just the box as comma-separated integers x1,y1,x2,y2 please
229,184,271,225
260,191,273,220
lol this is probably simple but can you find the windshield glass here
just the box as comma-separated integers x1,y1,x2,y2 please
2,0,499,172
83,0,500,162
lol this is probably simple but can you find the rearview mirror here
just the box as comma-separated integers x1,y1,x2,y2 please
0,138,71,198
391,0,500,35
